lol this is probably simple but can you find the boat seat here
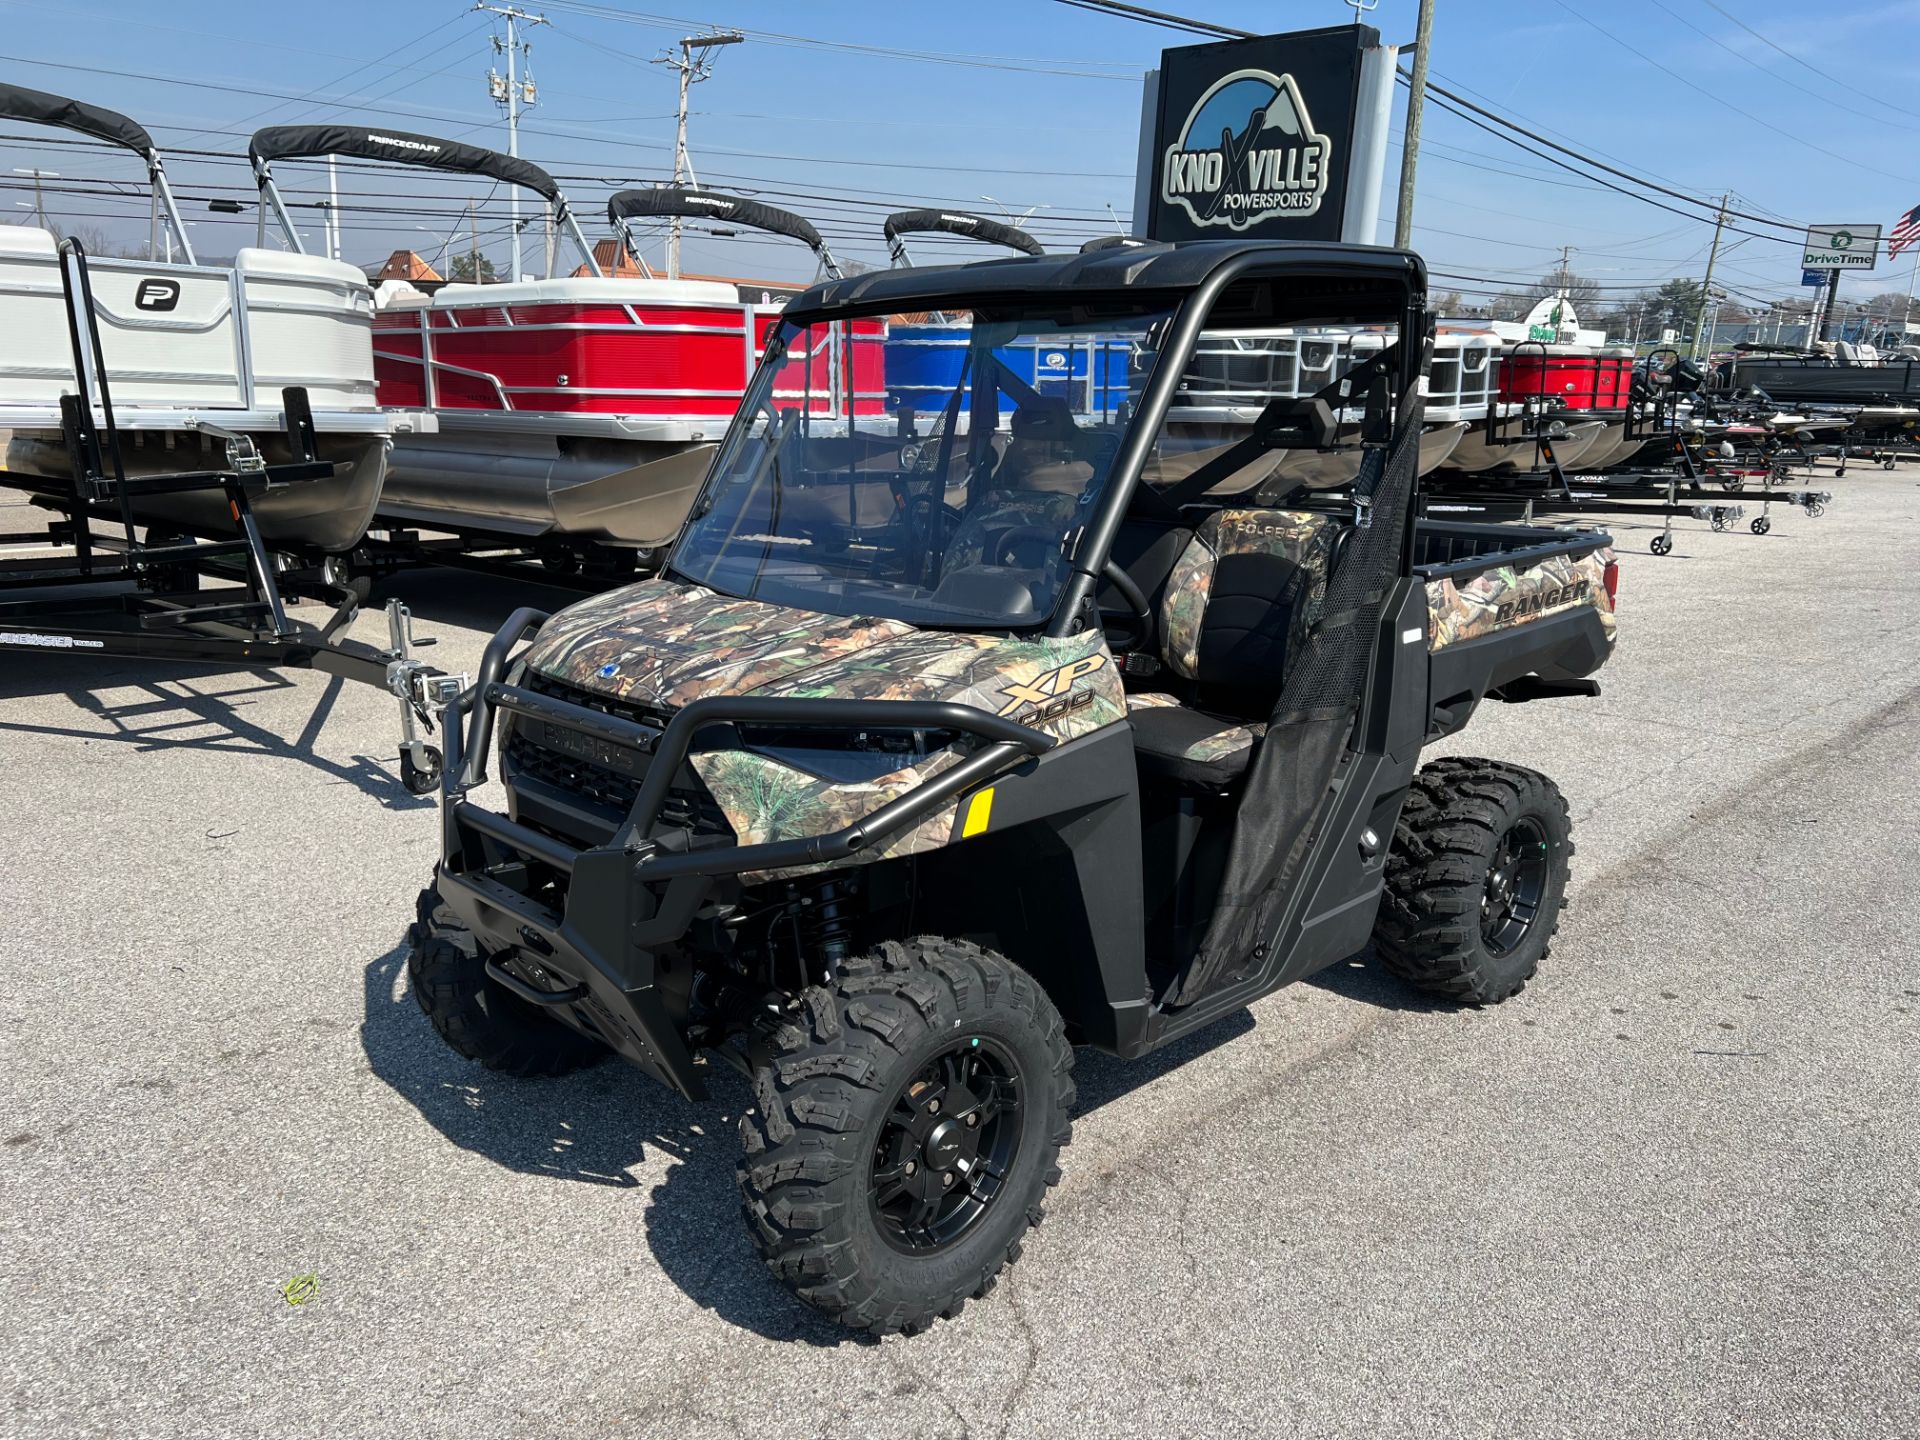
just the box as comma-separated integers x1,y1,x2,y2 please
1127,506,1342,790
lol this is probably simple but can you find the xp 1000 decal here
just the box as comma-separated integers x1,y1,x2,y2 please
1159,67,1331,231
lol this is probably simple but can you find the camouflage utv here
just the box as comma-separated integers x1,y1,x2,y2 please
409,241,1619,1335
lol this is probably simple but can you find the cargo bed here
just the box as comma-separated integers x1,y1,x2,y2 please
1413,518,1617,738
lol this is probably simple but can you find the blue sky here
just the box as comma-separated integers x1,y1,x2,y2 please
2,0,1917,310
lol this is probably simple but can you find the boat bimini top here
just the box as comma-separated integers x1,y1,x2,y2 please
607,186,843,280
0,81,196,261
247,123,604,277
882,209,1043,268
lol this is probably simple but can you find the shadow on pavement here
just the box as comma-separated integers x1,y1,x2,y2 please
358,937,863,1347
0,659,432,808
1306,944,1450,1012
366,567,593,634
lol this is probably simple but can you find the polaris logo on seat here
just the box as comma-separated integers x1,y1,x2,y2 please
1160,68,1331,230
134,279,180,312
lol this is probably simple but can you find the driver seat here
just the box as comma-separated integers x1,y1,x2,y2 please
1128,507,1340,789
941,397,1096,571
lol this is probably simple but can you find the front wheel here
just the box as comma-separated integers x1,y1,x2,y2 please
1374,758,1573,1005
738,938,1074,1336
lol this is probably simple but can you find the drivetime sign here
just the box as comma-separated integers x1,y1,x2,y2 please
1802,223,1880,270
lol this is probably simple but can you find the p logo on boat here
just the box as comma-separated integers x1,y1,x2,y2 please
1159,68,1331,231
134,279,180,313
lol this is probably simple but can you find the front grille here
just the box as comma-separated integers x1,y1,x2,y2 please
504,671,731,839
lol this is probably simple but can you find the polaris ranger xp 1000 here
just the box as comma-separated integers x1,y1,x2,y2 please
409,240,1619,1335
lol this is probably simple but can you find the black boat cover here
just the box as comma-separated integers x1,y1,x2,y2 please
0,82,155,155
608,188,827,256
883,209,1043,256
248,125,561,201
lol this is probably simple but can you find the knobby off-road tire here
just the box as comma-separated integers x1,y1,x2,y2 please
405,884,606,1078
1375,757,1572,1005
738,938,1075,1336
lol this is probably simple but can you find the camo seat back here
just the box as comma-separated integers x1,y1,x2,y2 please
1159,508,1342,711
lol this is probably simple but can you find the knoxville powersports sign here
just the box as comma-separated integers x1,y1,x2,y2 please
1147,26,1371,244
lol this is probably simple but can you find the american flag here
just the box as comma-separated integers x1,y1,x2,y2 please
1892,203,1920,261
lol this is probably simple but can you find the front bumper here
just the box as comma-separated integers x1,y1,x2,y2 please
433,607,1055,1097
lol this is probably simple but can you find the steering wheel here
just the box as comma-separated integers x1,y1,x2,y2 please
896,491,964,546
1099,560,1154,654
986,523,1056,568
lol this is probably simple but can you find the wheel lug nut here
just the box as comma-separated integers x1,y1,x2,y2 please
941,1172,955,1189
965,1113,979,1128
927,1099,941,1115
904,1161,917,1177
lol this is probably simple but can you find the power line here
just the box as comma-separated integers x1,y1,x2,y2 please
1695,0,1920,126
538,0,1144,80
1541,0,1920,186
1642,0,1920,136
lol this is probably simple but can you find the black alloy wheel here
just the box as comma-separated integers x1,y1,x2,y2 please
1480,818,1550,958
868,1038,1022,1253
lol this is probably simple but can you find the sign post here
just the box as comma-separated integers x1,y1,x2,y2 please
1802,224,1879,345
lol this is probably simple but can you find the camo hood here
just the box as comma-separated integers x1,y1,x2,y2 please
518,577,1124,742
516,577,1125,881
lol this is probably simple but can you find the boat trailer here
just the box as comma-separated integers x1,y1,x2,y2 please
0,241,462,792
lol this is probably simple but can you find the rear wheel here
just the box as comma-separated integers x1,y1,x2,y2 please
1374,758,1572,1005
405,884,606,1077
738,937,1074,1336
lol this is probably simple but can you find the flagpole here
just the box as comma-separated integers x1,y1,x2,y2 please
1905,246,1918,340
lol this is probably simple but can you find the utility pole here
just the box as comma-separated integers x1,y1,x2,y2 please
468,198,479,282
1690,193,1729,359
655,31,745,279
1393,0,1436,249
326,154,341,262
13,167,55,231
477,1,547,282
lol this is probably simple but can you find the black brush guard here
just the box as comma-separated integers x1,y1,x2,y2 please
432,608,1055,1097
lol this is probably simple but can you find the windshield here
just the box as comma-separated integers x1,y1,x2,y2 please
667,303,1175,628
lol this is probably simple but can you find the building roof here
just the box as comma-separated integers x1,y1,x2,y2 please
372,248,442,283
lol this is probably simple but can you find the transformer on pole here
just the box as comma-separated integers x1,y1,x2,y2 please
654,31,744,280
476,1,547,282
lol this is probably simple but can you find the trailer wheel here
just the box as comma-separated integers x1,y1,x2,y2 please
1650,534,1673,555
1751,516,1771,536
1374,758,1572,1006
406,884,606,1077
400,745,443,795
738,937,1074,1336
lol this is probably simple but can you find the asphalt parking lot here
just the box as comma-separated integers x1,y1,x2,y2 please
2,471,1917,1439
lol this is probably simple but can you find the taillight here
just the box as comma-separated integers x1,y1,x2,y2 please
1603,560,1620,609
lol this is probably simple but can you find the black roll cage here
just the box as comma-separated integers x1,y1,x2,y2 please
667,249,1431,640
